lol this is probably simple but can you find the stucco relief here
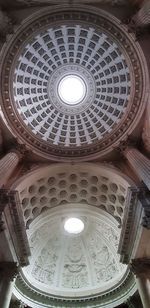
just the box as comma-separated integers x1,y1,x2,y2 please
62,238,89,289
86,229,119,283
31,235,59,284
94,220,119,248
23,206,127,296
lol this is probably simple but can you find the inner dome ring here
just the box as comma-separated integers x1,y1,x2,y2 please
58,75,86,105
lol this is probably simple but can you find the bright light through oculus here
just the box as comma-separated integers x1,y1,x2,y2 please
64,217,84,234
58,75,86,105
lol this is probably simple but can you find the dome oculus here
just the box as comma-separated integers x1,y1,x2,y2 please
58,75,86,105
64,217,84,234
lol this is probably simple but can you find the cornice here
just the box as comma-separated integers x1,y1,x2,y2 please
14,269,136,307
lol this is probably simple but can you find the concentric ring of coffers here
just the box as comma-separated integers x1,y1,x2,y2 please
0,5,148,161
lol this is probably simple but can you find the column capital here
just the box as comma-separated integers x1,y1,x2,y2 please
123,145,137,156
10,143,31,160
130,258,150,277
114,138,137,154
0,262,18,281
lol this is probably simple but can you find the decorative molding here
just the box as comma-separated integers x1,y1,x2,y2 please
15,0,128,6
118,187,143,264
14,269,136,307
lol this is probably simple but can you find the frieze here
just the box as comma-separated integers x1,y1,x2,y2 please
15,0,128,6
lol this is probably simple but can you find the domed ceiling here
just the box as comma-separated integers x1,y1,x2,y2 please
0,5,148,161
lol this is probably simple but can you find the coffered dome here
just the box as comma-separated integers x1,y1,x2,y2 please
0,5,148,161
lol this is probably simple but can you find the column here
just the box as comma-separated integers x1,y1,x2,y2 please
132,0,150,27
0,151,21,188
9,300,26,308
130,258,150,308
126,298,135,308
0,262,18,308
123,147,150,190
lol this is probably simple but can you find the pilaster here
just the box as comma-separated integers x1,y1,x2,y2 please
0,262,18,308
123,147,150,190
0,189,30,266
130,258,150,308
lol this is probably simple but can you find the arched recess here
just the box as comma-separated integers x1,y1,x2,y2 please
11,162,136,228
11,163,137,308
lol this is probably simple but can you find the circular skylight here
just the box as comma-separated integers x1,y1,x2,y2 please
58,75,86,105
64,217,84,234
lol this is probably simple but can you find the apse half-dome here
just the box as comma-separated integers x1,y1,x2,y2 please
14,205,136,307
0,5,148,161
12,163,136,307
